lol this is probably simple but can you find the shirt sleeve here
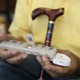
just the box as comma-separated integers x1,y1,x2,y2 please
9,0,30,40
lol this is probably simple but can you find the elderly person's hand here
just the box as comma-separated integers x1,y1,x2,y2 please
0,33,28,65
36,49,80,77
0,49,28,65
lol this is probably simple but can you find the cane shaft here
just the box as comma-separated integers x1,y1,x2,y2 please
45,21,54,46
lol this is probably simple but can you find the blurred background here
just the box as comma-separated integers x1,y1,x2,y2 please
0,0,16,33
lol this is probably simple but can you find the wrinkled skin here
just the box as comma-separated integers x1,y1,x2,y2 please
36,49,80,77
0,33,28,65
0,33,80,77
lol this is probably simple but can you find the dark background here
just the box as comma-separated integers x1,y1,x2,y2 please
0,0,16,33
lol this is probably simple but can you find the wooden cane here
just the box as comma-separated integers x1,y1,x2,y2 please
32,8,64,46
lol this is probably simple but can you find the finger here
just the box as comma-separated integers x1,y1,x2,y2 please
41,56,50,64
36,55,42,63
41,56,51,67
6,53,28,65
36,55,50,66
36,55,45,67
0,48,6,52
37,55,70,77
0,50,20,60
45,69,57,77
37,55,56,70
0,33,9,42
40,56,68,75
48,64,73,76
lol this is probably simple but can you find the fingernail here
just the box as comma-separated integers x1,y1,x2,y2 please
42,56,47,62
11,51,16,55
36,56,41,63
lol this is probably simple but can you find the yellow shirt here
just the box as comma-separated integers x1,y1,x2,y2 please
9,0,80,58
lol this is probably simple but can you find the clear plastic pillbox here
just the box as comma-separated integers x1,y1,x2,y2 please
0,40,71,67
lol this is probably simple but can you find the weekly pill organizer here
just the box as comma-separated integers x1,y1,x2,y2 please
0,40,71,67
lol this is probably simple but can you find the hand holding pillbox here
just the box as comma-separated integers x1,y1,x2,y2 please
0,40,71,67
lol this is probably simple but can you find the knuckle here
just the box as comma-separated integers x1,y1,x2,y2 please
63,69,69,74
6,59,13,64
57,68,69,75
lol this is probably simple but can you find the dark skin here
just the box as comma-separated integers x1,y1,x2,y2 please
0,49,28,65
36,49,80,77
0,33,28,65
0,33,80,77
